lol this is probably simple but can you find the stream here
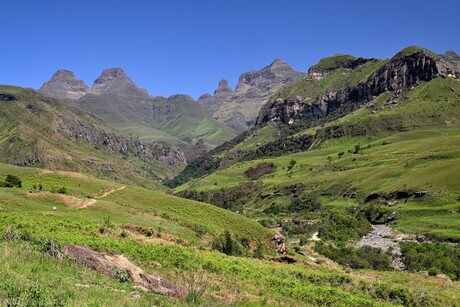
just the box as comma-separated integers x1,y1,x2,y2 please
356,224,406,271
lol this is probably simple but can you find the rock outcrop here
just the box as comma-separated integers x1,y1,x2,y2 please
214,79,233,96
198,59,304,132
257,48,460,126
64,244,184,297
90,67,151,98
39,70,89,100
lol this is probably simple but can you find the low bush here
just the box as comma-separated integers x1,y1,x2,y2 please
113,267,130,283
315,243,393,270
1,174,22,188
401,242,460,280
211,230,246,256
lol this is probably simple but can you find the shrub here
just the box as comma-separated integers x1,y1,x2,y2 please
180,269,207,305
318,208,371,244
353,144,361,154
211,230,245,256
39,238,62,257
4,174,22,188
287,193,322,213
57,187,67,194
113,268,130,283
401,242,460,280
315,243,393,270
428,267,440,276
287,159,297,171
2,225,19,241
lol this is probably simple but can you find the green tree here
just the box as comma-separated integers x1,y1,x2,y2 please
4,175,22,188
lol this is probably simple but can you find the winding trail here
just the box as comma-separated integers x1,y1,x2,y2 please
77,185,126,209
98,185,127,198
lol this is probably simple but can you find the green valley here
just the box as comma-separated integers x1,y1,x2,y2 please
1,45,460,306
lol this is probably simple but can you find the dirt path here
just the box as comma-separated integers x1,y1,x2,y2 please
98,185,126,199
78,199,97,209
77,185,126,209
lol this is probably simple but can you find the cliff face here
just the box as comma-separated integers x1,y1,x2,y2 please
257,48,460,126
54,114,186,165
198,59,304,132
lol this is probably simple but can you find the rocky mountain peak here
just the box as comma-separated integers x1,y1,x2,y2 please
237,58,304,87
441,50,460,72
38,69,89,100
198,59,304,132
90,67,150,97
214,79,233,96
51,69,78,80
443,50,459,58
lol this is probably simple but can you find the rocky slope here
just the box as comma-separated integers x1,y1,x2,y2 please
38,70,89,100
257,47,460,126
0,85,182,185
198,59,304,132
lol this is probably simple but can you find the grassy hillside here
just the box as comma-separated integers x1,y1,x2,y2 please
0,163,270,244
175,75,460,242
151,95,237,147
0,163,458,306
77,93,238,154
0,85,176,187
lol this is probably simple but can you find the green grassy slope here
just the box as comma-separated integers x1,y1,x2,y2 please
0,163,270,244
176,77,460,241
151,95,237,146
77,93,238,152
0,163,458,306
0,85,175,187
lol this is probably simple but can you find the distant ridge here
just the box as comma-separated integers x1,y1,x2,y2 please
198,59,305,132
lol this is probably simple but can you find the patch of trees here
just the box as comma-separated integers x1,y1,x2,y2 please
166,155,222,188
315,243,393,271
318,208,372,245
241,134,314,161
401,242,460,281
0,175,22,188
176,183,261,212
245,162,275,180
211,230,263,258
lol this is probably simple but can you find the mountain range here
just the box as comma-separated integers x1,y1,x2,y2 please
38,59,304,158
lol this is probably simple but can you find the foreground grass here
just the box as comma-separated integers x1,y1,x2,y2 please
0,241,172,306
0,164,459,305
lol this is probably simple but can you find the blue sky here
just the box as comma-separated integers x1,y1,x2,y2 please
1,0,459,99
